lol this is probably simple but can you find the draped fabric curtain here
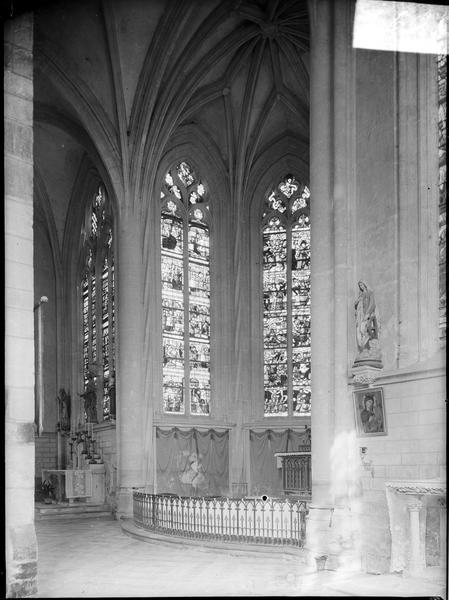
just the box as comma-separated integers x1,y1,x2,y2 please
249,429,309,497
156,427,229,496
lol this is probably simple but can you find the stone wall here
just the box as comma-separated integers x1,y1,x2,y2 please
34,433,58,498
357,371,446,573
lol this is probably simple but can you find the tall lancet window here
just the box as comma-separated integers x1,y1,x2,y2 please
160,161,211,416
262,175,311,417
80,184,116,421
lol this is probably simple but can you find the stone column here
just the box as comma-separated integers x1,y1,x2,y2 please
5,12,38,597
308,0,360,571
438,497,446,568
309,0,357,500
397,52,440,366
407,496,425,574
308,0,334,508
116,208,145,517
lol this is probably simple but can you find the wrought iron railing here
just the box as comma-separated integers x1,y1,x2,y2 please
133,492,308,547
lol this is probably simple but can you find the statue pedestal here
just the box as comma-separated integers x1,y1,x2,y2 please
352,364,383,386
305,504,361,572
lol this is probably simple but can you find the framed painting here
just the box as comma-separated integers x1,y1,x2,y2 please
353,387,387,436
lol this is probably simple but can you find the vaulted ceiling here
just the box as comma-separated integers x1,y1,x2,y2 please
34,0,310,237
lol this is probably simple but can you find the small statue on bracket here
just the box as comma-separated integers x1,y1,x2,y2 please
57,388,71,432
353,280,383,368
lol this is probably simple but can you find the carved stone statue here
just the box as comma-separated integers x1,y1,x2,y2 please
79,374,98,423
354,280,382,367
108,372,116,420
57,388,71,431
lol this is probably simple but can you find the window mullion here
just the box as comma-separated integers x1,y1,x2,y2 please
287,223,293,416
184,216,190,416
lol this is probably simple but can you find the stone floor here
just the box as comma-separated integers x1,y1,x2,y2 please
35,516,447,598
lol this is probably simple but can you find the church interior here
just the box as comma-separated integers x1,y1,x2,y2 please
4,0,447,596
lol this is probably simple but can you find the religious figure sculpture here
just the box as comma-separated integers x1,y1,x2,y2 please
57,388,71,432
79,373,98,423
108,372,116,420
353,281,382,367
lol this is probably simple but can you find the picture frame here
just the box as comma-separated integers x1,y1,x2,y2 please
353,387,387,436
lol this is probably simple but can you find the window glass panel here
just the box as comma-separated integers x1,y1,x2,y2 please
161,210,185,414
263,217,287,416
82,274,89,380
161,214,183,254
188,221,210,415
91,275,97,364
101,257,110,419
177,161,195,187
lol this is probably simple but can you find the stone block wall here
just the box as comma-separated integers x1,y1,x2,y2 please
35,433,58,474
356,370,446,574
34,433,58,499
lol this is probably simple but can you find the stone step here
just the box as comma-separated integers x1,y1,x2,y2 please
35,503,113,520
36,511,113,521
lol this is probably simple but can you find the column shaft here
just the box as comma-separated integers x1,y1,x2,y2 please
309,0,333,505
116,209,145,517
407,499,425,573
5,12,38,597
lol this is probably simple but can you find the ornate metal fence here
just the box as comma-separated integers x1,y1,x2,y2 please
133,492,308,547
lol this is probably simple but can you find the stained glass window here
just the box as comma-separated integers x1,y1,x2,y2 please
263,175,311,417
437,54,446,339
80,184,116,421
161,161,211,416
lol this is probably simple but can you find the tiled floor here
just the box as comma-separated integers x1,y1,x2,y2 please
35,516,447,598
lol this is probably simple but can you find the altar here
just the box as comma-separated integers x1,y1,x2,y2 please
42,465,105,505
385,479,446,574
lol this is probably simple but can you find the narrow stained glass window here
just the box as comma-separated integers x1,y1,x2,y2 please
80,184,116,422
161,161,211,416
263,175,311,416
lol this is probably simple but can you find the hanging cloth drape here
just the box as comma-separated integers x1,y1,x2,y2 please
249,429,308,497
156,427,229,496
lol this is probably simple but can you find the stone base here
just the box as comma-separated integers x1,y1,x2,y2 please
305,504,362,573
116,486,145,519
6,523,38,598
352,364,383,385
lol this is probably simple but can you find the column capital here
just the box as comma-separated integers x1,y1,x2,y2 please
406,495,423,511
